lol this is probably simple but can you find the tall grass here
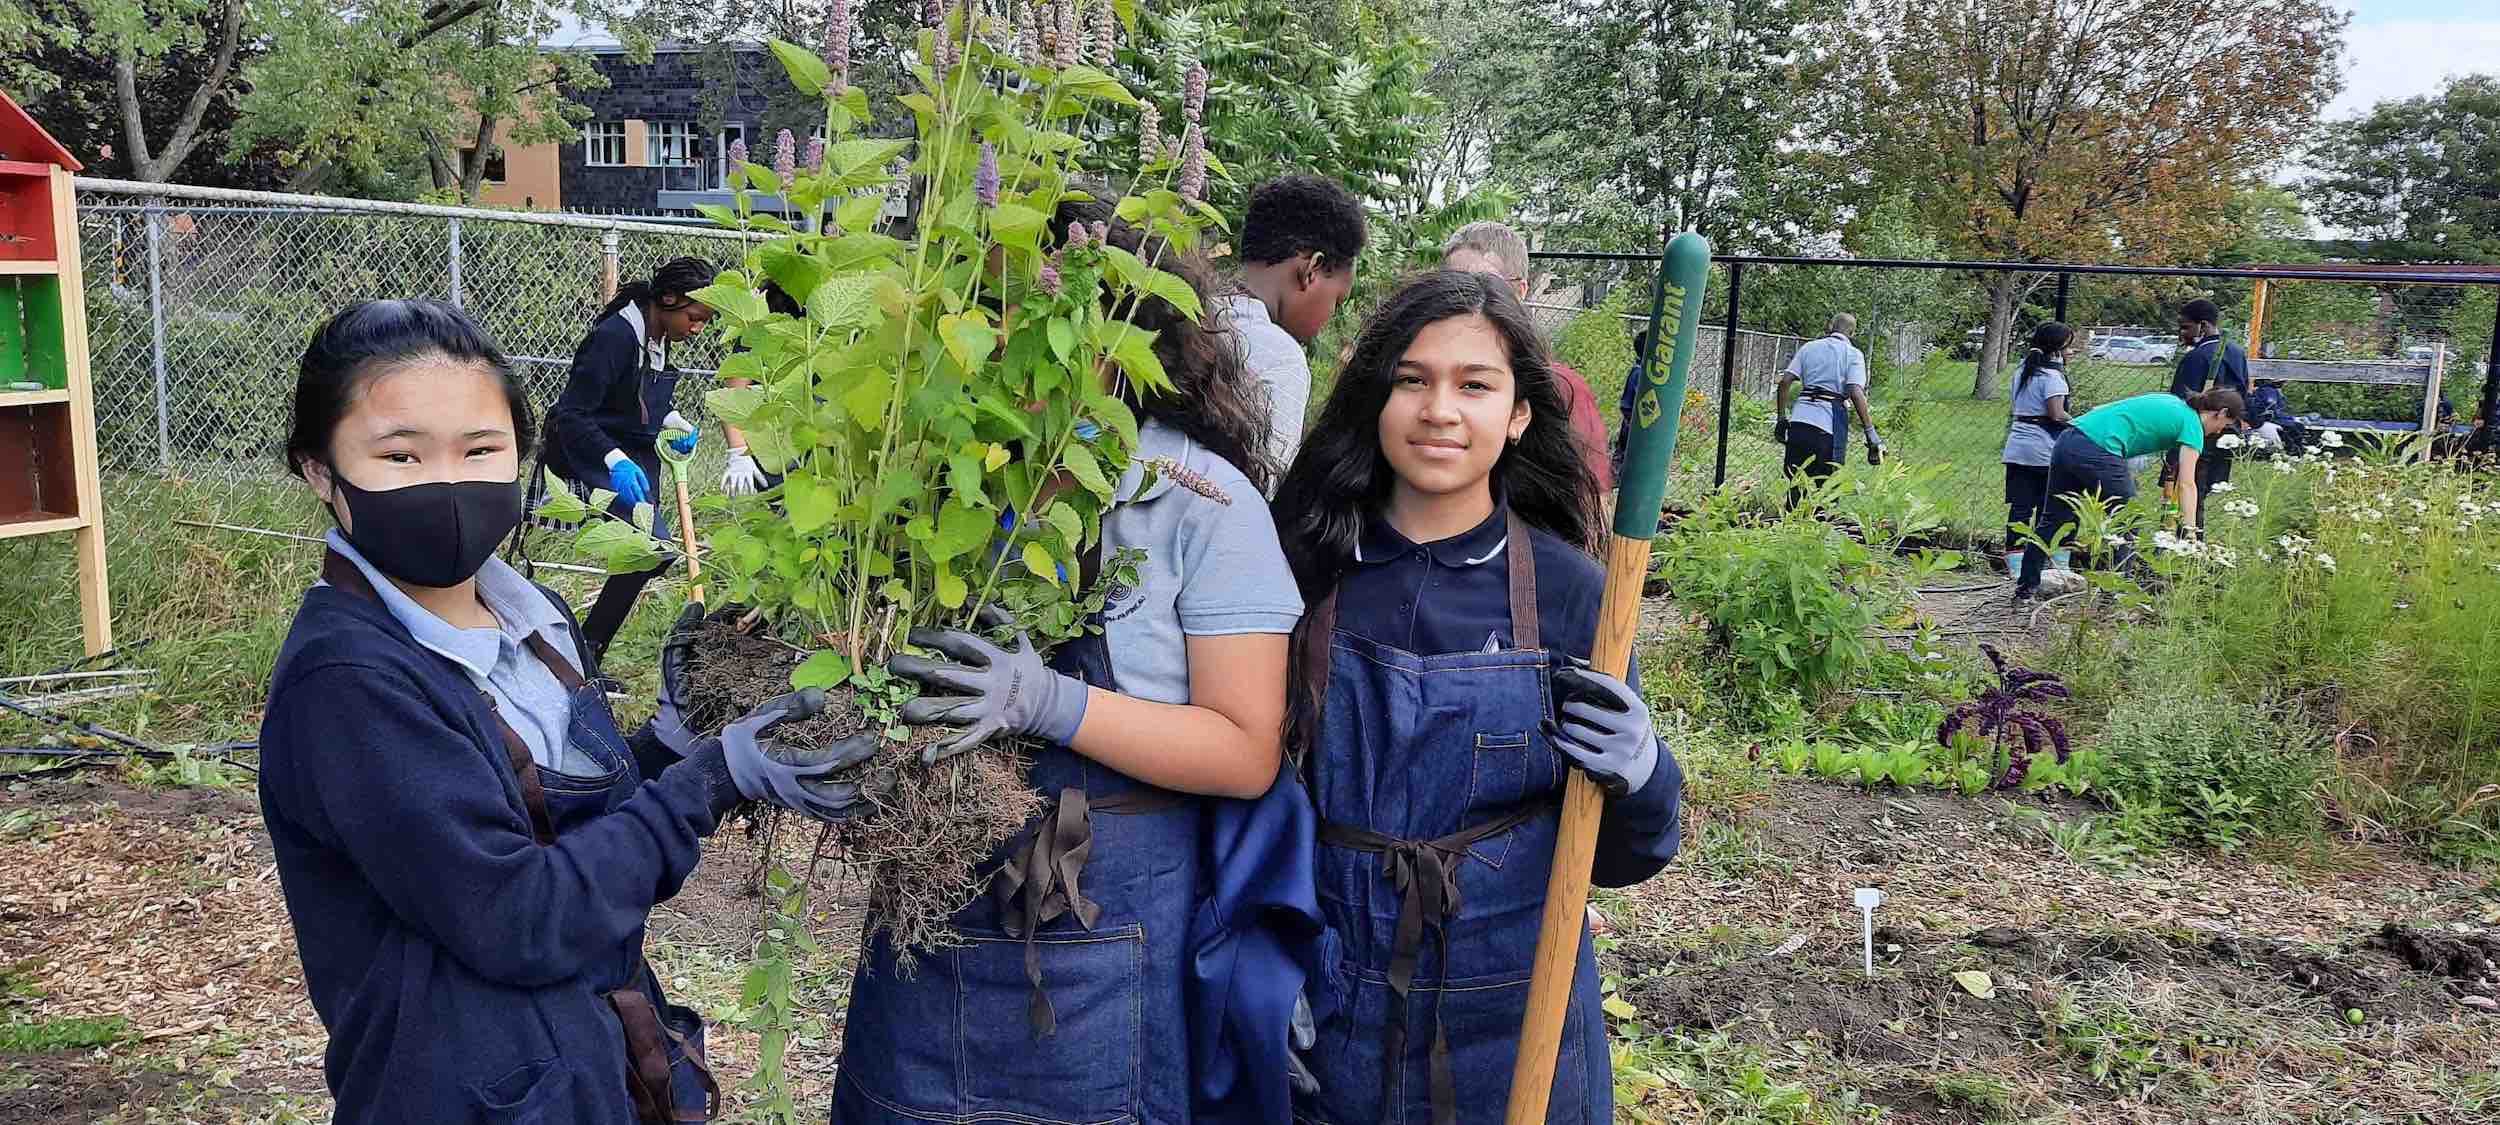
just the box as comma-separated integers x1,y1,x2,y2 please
0,474,682,751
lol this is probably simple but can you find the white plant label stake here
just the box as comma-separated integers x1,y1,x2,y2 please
1854,887,1886,978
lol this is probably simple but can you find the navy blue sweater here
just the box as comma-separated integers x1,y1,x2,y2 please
547,313,677,487
258,583,721,1124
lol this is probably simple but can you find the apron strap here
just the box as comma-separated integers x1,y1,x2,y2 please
1503,508,1539,651
993,785,1183,1037
1320,804,1543,1125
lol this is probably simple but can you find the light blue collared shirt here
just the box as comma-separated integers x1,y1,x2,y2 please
324,530,592,774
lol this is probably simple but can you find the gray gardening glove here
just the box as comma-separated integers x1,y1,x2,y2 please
1544,657,1658,798
648,601,711,755
1864,427,1885,466
717,689,879,822
888,605,1089,764
1287,989,1320,1096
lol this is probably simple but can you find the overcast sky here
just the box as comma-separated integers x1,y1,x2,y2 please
2332,1,2500,119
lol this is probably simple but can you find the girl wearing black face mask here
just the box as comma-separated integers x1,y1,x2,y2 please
262,299,867,1125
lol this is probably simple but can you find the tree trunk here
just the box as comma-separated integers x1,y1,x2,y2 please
459,112,498,203
1973,273,2020,400
114,0,248,183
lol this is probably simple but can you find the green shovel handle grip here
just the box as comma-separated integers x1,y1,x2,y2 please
1612,231,1712,539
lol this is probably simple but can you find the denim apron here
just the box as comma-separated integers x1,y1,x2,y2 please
1798,387,1851,463
834,628,1202,1124
1293,512,1608,1125
320,551,719,1123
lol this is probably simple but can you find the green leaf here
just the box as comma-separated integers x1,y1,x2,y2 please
1056,64,1139,106
840,367,894,428
1101,324,1169,394
807,275,882,332
931,502,993,562
1044,501,1083,549
1021,541,1060,585
691,282,768,326
770,40,832,96
1601,995,1638,1020
1952,971,1997,1000
935,569,968,609
835,193,885,234
1062,443,1112,498
821,232,908,271
1088,394,1140,451
705,385,767,425
791,650,852,691
989,202,1048,250
825,138,913,178
757,246,832,305
941,313,998,373
783,473,839,534
1046,317,1077,364
694,203,743,229
974,394,1038,440
534,469,589,524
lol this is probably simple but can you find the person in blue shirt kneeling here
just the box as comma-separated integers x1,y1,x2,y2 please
260,299,870,1125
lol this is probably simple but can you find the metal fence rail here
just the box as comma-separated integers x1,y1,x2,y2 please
71,179,767,528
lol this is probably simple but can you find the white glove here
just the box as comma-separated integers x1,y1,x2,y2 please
722,447,768,496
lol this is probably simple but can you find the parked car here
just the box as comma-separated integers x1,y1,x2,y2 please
1949,327,1987,360
2110,337,2175,364
2404,344,2436,365
2090,335,2133,360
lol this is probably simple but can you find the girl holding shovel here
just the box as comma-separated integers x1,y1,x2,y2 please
1269,270,1685,1125
261,300,872,1124
544,256,719,661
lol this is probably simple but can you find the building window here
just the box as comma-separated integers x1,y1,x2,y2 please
648,121,699,167
714,123,747,189
585,122,626,167
459,148,509,183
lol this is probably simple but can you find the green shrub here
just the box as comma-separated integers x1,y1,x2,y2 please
2094,669,2324,852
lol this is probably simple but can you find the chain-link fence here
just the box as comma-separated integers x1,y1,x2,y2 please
71,179,766,534
1532,248,2500,549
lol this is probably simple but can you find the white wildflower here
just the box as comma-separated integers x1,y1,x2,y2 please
2210,546,2238,569
2315,552,2336,572
2357,531,2377,545
2273,459,2296,474
2222,499,2259,519
2405,525,2423,536
2410,498,2429,514
2211,480,2236,493
2218,433,2244,450
2318,430,2345,448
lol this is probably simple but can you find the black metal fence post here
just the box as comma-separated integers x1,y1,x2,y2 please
1713,263,1744,488
2482,295,2500,427
2053,273,2071,325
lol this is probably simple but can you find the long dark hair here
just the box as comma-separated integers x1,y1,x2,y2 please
286,299,532,477
1272,269,1597,599
599,256,718,322
1049,199,1275,493
2018,321,2072,390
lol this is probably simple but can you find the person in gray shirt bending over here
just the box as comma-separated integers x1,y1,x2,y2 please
1227,175,1367,480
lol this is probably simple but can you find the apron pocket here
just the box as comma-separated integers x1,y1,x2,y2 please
1463,730,1536,868
957,925,1145,1124
468,1055,577,1125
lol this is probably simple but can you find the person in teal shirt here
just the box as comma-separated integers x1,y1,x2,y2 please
2015,389,2245,601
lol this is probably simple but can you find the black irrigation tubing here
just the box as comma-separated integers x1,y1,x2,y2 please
1527,249,2500,287
0,690,164,757
0,742,260,782
39,637,155,680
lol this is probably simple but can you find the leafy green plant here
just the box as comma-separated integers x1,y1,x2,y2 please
677,4,1221,687
0,1014,131,1052
1935,644,2071,789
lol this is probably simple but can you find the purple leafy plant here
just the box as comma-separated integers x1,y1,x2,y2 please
1936,644,2071,789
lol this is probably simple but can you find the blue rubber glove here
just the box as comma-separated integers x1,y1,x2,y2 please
889,606,1089,764
667,425,700,457
718,688,879,821
608,458,652,507
1544,657,1659,798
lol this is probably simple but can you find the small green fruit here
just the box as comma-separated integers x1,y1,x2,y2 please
2344,1008,2365,1025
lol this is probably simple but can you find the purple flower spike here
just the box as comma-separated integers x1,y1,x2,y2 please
805,136,826,173
923,0,942,27
1138,103,1161,165
1090,219,1107,243
1064,222,1089,250
1090,0,1116,66
1017,3,1039,64
1178,125,1207,202
1040,258,1064,296
727,137,748,170
975,143,999,208
826,0,852,92
1183,61,1207,124
1053,0,1079,68
773,128,797,182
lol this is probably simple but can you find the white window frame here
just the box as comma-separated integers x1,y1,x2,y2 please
648,120,699,167
714,123,748,188
584,122,627,167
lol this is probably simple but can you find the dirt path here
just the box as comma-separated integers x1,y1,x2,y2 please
7,763,2495,1123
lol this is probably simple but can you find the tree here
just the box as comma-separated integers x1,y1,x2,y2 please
6,4,290,188
0,0,251,182
1491,0,1845,254
1843,0,2345,398
228,0,609,201
2302,75,2500,266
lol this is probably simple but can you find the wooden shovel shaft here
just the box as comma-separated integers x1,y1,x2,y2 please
673,474,704,606
1505,230,1710,1123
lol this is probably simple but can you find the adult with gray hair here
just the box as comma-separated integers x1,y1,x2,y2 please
1441,220,1613,490
1774,311,1883,504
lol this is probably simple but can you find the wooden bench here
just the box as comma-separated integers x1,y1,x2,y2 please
2247,346,2465,459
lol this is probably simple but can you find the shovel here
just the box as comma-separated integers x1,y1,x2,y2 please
1503,230,1711,1124
657,423,705,607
